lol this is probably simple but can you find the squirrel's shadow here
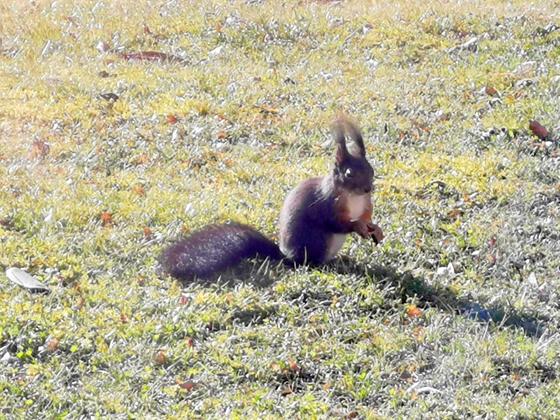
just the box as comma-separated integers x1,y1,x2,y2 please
175,256,548,338
331,256,549,338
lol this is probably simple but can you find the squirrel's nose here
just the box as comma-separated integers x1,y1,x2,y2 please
364,186,372,193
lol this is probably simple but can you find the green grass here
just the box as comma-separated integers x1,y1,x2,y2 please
1,0,559,417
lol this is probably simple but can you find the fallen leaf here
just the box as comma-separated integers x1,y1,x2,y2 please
154,350,167,365
100,211,112,227
406,305,423,318
143,226,153,238
177,381,195,391
133,154,149,165
46,338,59,352
435,112,450,122
120,313,129,324
485,86,498,96
270,362,281,373
447,208,463,220
288,359,300,372
6,267,50,293
529,120,549,140
132,184,145,196
167,114,178,124
185,337,194,348
75,296,85,310
179,295,190,305
30,139,50,159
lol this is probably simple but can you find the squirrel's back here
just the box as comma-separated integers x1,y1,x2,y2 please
162,222,282,280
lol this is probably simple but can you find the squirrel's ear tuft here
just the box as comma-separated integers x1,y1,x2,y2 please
342,118,366,158
332,120,349,165
332,115,366,159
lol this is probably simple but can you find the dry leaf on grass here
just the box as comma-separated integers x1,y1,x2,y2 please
529,120,549,140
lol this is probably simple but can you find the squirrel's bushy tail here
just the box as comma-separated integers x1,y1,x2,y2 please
162,222,282,280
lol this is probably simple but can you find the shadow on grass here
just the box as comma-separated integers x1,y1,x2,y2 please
166,256,549,338
331,257,549,338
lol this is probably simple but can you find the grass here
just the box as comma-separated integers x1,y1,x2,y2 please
1,0,559,417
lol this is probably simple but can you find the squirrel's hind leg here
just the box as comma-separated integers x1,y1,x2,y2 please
286,230,330,266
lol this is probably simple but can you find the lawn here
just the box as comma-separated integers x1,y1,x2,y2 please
1,0,559,417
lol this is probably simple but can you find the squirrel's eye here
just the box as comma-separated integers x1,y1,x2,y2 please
344,168,353,178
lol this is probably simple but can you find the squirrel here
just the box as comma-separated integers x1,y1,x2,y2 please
162,117,384,281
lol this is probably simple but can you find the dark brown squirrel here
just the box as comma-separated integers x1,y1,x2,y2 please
162,117,384,280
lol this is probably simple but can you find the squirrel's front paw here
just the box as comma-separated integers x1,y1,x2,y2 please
353,220,371,239
367,223,384,244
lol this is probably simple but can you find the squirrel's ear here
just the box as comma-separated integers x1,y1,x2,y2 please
342,119,366,158
347,129,366,158
332,115,366,159
335,142,347,165
332,122,349,165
